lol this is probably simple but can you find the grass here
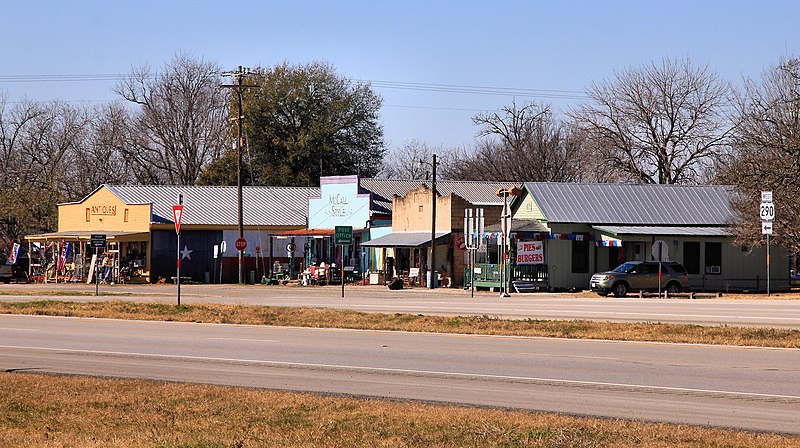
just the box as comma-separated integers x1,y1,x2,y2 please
0,289,132,297
1,372,798,447
1,300,799,348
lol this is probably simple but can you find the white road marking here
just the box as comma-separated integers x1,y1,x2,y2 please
517,353,619,360
0,328,38,332
2,344,798,401
207,338,278,343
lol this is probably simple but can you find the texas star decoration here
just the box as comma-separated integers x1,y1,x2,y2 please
180,245,193,260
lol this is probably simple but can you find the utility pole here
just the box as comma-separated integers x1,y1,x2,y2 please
429,154,437,289
222,66,257,284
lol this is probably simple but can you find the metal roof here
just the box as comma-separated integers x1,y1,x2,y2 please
106,185,318,227
484,219,549,233
360,231,450,248
523,182,735,225
593,226,730,237
360,178,518,214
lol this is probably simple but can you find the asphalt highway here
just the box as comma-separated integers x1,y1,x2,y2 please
2,283,800,328
1,314,798,433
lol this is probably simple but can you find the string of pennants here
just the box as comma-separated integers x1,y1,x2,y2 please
471,231,622,247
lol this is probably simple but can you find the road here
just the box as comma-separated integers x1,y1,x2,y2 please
2,283,800,328
1,314,798,433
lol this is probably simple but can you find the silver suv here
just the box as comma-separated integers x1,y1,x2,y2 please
590,261,689,297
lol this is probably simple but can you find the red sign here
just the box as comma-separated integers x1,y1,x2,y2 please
235,237,247,251
255,245,261,253
172,205,184,234
454,234,467,251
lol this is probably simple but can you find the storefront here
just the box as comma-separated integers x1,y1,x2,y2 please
25,184,317,283
502,182,791,292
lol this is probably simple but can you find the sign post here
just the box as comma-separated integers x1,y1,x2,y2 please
760,191,774,296
335,226,353,298
173,196,184,306
90,234,106,296
463,208,484,298
219,241,227,284
652,240,669,298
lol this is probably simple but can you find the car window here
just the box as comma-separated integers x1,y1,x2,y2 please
669,263,687,274
612,262,637,273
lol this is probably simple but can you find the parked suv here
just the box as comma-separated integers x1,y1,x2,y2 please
590,261,689,297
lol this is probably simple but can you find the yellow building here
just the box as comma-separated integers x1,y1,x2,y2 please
25,184,317,284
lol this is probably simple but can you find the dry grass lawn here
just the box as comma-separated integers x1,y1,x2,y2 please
1,300,799,348
1,372,798,448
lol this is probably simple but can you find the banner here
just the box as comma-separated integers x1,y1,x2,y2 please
7,242,21,265
516,241,544,265
58,241,72,271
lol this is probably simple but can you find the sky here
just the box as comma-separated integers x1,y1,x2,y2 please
1,1,798,152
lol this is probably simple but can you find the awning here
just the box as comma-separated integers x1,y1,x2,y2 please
361,231,450,248
25,231,150,242
592,226,730,237
271,228,336,237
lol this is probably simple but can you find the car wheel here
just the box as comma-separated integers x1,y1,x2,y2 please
666,282,681,294
612,282,628,297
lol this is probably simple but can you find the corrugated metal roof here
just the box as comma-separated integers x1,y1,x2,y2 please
484,219,549,233
107,184,318,227
523,182,735,225
360,178,518,213
360,231,450,248
593,226,730,237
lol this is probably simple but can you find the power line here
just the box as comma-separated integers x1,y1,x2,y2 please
0,71,586,99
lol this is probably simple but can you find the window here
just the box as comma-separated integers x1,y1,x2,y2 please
705,242,722,275
571,240,589,273
684,242,700,275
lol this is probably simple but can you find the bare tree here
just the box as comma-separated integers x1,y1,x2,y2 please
446,102,584,182
0,97,92,249
572,58,733,184
716,57,800,254
115,54,229,185
72,103,135,195
379,140,455,179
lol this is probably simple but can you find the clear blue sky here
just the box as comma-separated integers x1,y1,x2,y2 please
1,1,798,151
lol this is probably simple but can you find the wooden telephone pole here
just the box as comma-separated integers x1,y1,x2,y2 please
221,67,257,283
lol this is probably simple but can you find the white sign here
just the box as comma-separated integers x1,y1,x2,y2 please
761,191,773,202
760,202,775,221
651,240,669,261
762,221,773,235
516,241,544,265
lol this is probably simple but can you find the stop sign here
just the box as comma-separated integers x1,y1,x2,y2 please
234,237,247,251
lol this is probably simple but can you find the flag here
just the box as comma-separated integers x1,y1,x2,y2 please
58,242,72,271
7,242,21,265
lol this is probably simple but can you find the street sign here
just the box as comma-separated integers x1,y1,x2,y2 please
761,191,773,202
762,221,773,235
652,240,669,261
234,237,247,251
760,202,775,221
90,234,106,248
172,205,184,234
335,226,353,245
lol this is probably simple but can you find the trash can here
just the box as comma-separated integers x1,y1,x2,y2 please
426,271,438,288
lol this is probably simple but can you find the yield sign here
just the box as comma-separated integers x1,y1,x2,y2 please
172,205,184,234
